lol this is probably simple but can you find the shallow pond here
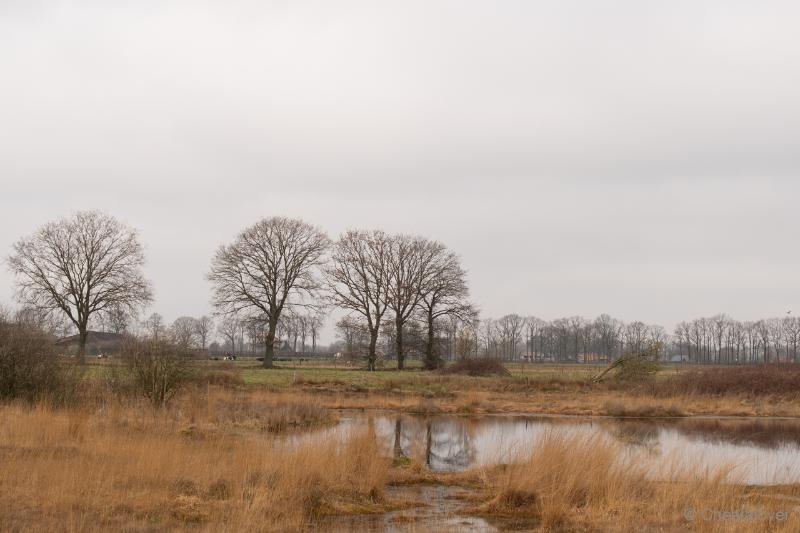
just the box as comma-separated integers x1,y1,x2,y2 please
288,413,800,485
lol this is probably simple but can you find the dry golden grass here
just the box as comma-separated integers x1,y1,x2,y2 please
0,398,387,532
603,398,687,417
476,430,800,532
286,381,800,418
4,384,800,532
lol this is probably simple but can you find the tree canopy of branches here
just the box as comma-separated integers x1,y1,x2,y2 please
8,211,153,363
194,315,214,351
418,247,473,369
385,235,441,370
207,216,329,368
327,230,391,371
217,316,240,354
170,316,198,353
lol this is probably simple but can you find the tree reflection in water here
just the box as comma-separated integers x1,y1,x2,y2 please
391,416,478,471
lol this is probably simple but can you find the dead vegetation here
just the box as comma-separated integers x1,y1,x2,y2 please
474,430,800,532
0,317,79,404
655,364,800,397
603,399,687,418
0,398,385,532
210,395,335,433
3,387,800,531
438,358,511,377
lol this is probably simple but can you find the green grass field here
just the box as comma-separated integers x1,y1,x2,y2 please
77,356,704,394
226,357,695,389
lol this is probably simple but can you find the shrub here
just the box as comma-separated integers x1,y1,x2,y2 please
615,357,662,382
592,344,662,384
0,317,77,404
439,358,511,377
121,338,192,407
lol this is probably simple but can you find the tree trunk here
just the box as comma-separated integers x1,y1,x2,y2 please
263,322,276,368
367,328,378,371
78,327,88,365
424,310,439,370
396,317,405,370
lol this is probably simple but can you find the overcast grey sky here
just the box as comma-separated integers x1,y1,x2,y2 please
2,1,799,339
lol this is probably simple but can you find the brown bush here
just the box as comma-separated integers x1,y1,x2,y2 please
211,396,335,433
120,337,193,407
439,358,511,377
0,318,77,404
656,364,800,397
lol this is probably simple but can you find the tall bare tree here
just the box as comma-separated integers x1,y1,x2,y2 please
327,230,391,371
171,316,198,353
385,236,440,370
418,248,473,369
335,315,370,358
143,312,164,340
8,211,152,363
208,217,329,368
217,316,239,354
194,315,214,351
104,305,131,335
308,309,326,354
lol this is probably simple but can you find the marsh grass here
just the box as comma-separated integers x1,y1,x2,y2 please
4,390,800,532
0,399,386,532
476,430,800,532
655,364,800,397
603,399,687,417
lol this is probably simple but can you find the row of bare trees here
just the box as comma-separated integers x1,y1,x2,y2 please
674,314,800,364
475,314,667,362
7,210,796,368
207,220,474,370
213,310,326,357
471,313,800,364
325,230,474,370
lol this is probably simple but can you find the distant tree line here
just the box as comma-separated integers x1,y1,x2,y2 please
467,313,800,364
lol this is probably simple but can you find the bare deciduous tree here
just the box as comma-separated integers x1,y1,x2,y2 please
194,315,214,351
335,315,370,359
308,309,326,354
171,316,198,353
104,305,131,335
385,236,440,370
327,230,391,371
8,211,153,363
208,217,329,368
143,313,164,341
217,316,239,354
418,247,473,369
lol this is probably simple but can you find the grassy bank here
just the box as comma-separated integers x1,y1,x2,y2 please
211,360,800,418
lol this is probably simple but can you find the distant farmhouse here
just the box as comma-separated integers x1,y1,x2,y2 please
55,331,126,356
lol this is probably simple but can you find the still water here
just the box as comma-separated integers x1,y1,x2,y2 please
287,413,800,485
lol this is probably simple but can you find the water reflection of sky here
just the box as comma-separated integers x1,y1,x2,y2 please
276,414,800,485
